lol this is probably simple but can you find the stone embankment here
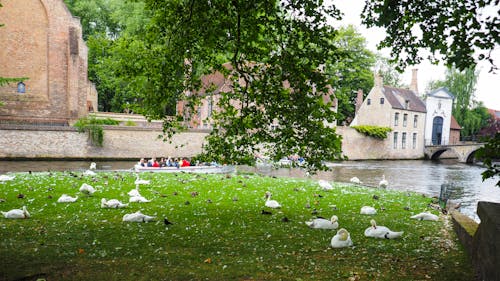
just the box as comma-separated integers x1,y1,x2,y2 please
451,201,500,281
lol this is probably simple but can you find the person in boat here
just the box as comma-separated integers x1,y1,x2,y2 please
152,158,160,168
137,158,146,167
174,158,180,168
181,157,191,167
159,158,167,167
166,156,174,167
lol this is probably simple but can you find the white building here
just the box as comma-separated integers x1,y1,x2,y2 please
424,87,455,145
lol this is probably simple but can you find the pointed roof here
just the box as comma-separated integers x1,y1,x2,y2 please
450,116,461,130
426,87,455,100
382,86,427,113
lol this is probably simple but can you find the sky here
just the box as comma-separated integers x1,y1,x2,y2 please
329,0,500,110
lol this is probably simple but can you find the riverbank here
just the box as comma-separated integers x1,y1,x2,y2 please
0,171,473,280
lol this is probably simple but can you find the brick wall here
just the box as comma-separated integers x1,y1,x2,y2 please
0,0,95,124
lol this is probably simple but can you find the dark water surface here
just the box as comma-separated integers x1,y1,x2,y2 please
0,159,498,221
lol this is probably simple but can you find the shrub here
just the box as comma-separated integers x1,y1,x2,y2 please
351,125,392,139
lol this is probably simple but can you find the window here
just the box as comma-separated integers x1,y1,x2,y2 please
393,132,398,149
380,98,385,104
403,114,408,127
17,82,25,93
402,132,407,149
207,97,213,118
394,113,399,126
413,115,418,128
367,98,371,105
405,100,410,109
412,133,417,149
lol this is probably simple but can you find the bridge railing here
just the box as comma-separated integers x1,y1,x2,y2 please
425,137,450,146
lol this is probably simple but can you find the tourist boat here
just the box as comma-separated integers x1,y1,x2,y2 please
134,164,235,174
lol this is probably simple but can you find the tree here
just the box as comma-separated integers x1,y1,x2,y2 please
129,0,345,170
325,25,375,124
375,56,406,88
362,0,499,72
475,133,500,187
63,0,151,112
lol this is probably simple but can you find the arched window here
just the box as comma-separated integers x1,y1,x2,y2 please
17,82,26,93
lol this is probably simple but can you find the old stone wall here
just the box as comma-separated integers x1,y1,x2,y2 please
337,126,425,160
0,126,208,159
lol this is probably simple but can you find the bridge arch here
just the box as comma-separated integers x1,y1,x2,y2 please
465,148,481,164
424,143,484,163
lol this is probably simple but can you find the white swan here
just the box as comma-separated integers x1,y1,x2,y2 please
350,177,361,184
1,206,30,219
305,215,339,229
264,192,281,208
411,212,439,221
0,174,15,181
89,162,97,170
364,219,403,239
79,183,96,196
122,211,155,222
127,186,141,197
83,170,96,176
129,195,151,203
318,180,333,191
57,194,78,203
331,228,353,248
360,206,377,215
101,198,128,208
379,175,388,188
135,174,150,186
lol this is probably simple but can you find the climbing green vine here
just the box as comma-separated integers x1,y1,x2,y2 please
73,116,119,147
351,125,392,139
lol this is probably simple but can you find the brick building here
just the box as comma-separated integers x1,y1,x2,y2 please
0,0,97,126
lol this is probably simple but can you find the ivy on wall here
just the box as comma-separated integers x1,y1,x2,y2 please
73,116,120,147
351,125,392,140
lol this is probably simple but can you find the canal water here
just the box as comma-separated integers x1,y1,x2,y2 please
0,159,498,222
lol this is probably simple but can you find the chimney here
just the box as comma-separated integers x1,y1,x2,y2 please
410,68,418,94
374,72,383,88
355,89,364,113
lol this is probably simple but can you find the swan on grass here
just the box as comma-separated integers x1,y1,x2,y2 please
360,206,377,215
379,175,388,188
79,183,96,196
1,206,30,219
127,186,141,197
350,177,361,184
0,174,15,181
135,174,150,186
83,170,96,176
264,192,281,209
364,219,403,239
305,215,339,229
331,228,353,248
129,195,151,203
411,212,439,221
57,194,78,203
318,180,333,191
101,198,128,208
122,211,155,222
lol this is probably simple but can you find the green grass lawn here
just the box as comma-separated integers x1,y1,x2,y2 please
0,171,473,280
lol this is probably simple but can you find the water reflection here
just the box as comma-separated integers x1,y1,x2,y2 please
0,159,498,222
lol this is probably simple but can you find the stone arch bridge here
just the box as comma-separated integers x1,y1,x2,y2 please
424,143,484,163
